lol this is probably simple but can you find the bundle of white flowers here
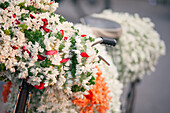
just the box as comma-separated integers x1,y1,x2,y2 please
92,10,166,84
2,24,123,113
75,24,123,113
0,1,124,113
0,0,107,112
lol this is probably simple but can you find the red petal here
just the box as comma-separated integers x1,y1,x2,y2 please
13,14,15,18
26,50,31,56
60,29,64,36
43,27,52,33
32,1,34,5
10,45,18,50
45,50,58,55
60,58,69,63
81,34,87,37
3,8,6,10
22,46,31,56
64,36,68,40
34,82,45,90
15,19,20,25
30,14,35,19
41,18,48,27
22,46,25,53
37,55,46,61
50,2,54,4
80,52,89,58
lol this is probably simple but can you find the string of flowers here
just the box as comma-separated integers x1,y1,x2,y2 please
92,10,166,84
0,0,102,112
1,21,123,113
0,0,100,97
75,24,123,113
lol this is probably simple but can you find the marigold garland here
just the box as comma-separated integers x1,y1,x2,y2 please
72,67,112,113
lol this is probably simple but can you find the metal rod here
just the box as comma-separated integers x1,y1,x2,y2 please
13,80,34,113
26,91,32,113
13,86,22,113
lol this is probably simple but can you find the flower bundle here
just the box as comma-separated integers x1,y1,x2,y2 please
75,24,123,113
0,0,100,100
92,10,166,84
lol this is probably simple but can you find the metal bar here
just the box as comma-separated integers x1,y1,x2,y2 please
14,80,34,113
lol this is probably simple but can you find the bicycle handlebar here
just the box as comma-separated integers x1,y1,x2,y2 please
91,37,117,47
101,37,117,46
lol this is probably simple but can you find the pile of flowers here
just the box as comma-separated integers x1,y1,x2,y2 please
92,10,166,84
0,1,122,113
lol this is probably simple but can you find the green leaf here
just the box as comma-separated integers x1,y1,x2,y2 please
80,87,86,92
59,16,65,23
59,42,65,51
18,24,28,31
28,68,34,76
24,29,44,48
0,63,6,72
55,31,63,40
71,53,77,78
15,56,21,61
4,30,10,35
20,13,29,21
71,85,80,92
0,1,9,9
49,13,55,18
88,76,95,85
18,2,25,9
40,58,52,68
88,36,95,42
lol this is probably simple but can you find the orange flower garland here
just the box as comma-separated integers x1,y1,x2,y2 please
72,67,112,113
2,81,12,103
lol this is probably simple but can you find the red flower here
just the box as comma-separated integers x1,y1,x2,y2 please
15,19,20,25
12,14,15,18
41,18,48,27
10,45,18,50
81,34,87,37
60,58,69,63
3,8,6,10
37,55,46,61
22,46,25,52
30,14,35,19
60,29,64,36
26,50,31,56
45,50,58,55
22,46,31,56
34,82,45,90
80,52,89,58
43,27,52,33
64,36,68,40
50,2,54,4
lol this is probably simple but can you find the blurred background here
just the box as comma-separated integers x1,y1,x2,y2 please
0,0,170,113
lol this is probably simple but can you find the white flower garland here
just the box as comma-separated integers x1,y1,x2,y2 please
0,0,100,96
92,10,166,84
75,24,123,113
0,1,103,112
